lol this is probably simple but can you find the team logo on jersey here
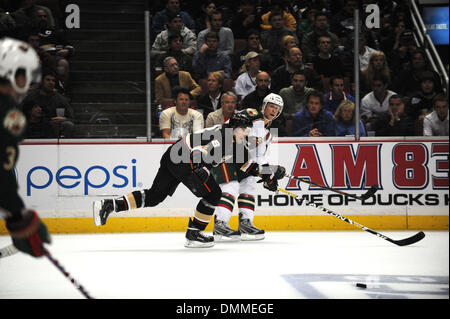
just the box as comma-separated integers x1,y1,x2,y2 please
3,109,26,136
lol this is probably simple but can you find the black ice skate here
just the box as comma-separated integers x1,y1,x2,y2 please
238,213,265,241
185,218,214,248
93,199,115,226
213,216,241,242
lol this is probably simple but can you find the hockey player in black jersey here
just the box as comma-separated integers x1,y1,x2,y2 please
93,109,283,247
0,37,51,257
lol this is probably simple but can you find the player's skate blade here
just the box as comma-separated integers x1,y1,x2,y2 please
240,233,265,241
213,234,241,242
93,201,102,226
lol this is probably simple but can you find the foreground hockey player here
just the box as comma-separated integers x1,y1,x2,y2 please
93,110,284,247
212,93,286,241
0,37,51,257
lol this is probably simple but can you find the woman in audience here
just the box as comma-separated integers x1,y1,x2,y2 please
360,51,392,96
334,100,366,137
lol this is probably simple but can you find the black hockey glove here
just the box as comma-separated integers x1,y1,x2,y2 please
192,165,210,185
6,210,51,257
262,179,278,192
272,165,286,180
257,165,285,192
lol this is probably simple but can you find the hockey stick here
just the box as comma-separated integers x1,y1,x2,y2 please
0,244,18,258
277,187,425,246
285,174,378,201
43,249,94,299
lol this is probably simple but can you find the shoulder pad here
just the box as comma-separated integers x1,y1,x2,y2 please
241,108,264,121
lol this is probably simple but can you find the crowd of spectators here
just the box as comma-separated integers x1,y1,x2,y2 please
2,0,447,139
1,0,75,138
150,0,448,139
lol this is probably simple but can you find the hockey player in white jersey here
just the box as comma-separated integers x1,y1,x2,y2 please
212,93,286,241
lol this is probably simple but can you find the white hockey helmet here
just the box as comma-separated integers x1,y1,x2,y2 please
262,93,284,120
0,37,41,94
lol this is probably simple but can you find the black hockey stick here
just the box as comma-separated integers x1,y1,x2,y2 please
285,174,378,201
0,244,18,258
43,249,94,299
277,187,425,246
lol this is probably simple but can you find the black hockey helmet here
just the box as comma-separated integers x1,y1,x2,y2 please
228,111,253,129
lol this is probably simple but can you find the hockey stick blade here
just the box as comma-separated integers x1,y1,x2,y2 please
388,231,426,246
0,244,19,258
360,185,378,200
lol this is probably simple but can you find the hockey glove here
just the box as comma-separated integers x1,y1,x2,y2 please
263,179,279,192
192,166,210,185
6,210,51,257
272,165,286,180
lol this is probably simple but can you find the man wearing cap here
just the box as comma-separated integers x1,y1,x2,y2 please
234,52,261,100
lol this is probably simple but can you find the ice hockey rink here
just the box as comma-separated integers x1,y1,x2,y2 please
0,230,448,300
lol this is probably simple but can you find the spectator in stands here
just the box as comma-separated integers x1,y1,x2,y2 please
394,49,443,97
240,71,271,110
379,20,407,55
423,94,449,136
260,11,298,71
155,33,193,73
155,57,202,108
271,47,322,93
159,87,204,139
360,51,392,96
205,91,237,127
192,31,232,79
260,0,296,31
330,0,357,38
334,100,366,137
387,33,418,76
21,70,75,138
312,35,344,78
358,34,377,71
279,70,313,121
35,8,73,58
231,29,271,75
27,32,56,76
195,1,217,34
292,89,335,137
10,0,55,39
301,11,339,63
197,71,225,119
371,94,415,136
272,34,298,71
197,10,234,56
151,12,197,59
34,8,73,95
231,0,261,39
296,8,318,41
0,7,16,37
151,0,196,39
235,52,260,101
408,71,440,122
324,76,354,114
360,73,397,131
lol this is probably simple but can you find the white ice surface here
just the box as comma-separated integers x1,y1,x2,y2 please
0,231,448,299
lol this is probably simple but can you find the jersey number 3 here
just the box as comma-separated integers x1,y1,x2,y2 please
3,146,16,171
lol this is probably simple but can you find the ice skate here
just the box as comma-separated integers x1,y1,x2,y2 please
185,219,214,248
213,216,241,242
93,199,115,226
238,213,265,241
